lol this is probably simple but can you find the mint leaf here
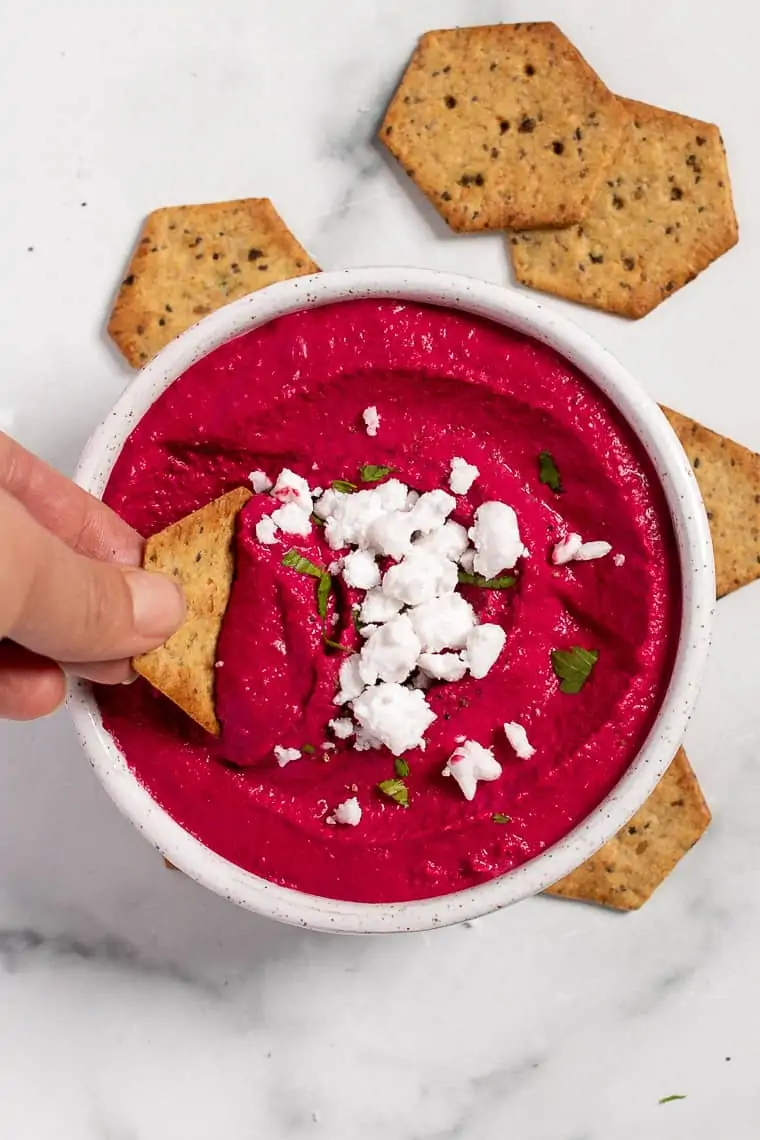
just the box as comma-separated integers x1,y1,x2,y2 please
359,464,394,483
332,479,357,493
659,1095,686,1105
394,757,410,778
311,512,325,528
378,778,409,807
323,635,353,653
301,744,316,754
492,813,511,824
538,451,563,493
316,573,333,619
352,607,364,634
282,550,325,578
551,646,598,694
458,571,516,589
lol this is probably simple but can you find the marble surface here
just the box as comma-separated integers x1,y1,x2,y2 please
0,0,758,1135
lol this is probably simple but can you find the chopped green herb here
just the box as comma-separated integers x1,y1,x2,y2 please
282,550,325,578
457,570,516,589
394,757,410,778
352,607,364,634
323,636,353,653
551,646,599,694
311,512,325,528
658,1095,686,1105
378,778,409,807
301,744,316,754
359,464,394,483
332,479,357,493
316,573,333,619
492,813,512,824
538,450,563,493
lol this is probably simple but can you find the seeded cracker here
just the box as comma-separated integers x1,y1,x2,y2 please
510,98,738,317
662,407,760,598
108,199,320,367
380,22,629,232
133,487,252,735
545,749,710,910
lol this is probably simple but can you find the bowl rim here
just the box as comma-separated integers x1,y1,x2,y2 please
68,265,715,934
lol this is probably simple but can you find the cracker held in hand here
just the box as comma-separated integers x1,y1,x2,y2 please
545,749,710,910
133,487,252,735
108,199,320,367
662,406,760,598
510,98,738,317
380,22,629,232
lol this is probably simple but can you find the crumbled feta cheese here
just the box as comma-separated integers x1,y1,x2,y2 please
374,479,410,512
359,623,378,638
272,468,312,514
443,740,502,801
552,533,583,565
328,560,343,575
342,549,381,590
366,511,417,560
503,721,535,760
575,541,612,561
459,548,475,574
358,614,422,685
321,741,336,752
328,797,362,826
409,594,476,652
382,550,458,606
414,520,469,561
449,456,480,495
274,745,301,767
255,516,279,545
469,502,523,578
360,588,403,624
249,469,273,494
351,683,436,756
312,486,324,498
328,717,355,740
313,487,341,520
271,501,312,536
324,483,409,551
362,406,380,436
409,489,456,536
464,623,506,679
613,552,626,567
334,655,364,704
418,652,468,682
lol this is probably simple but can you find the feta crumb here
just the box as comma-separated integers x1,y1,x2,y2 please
443,740,502,801
365,510,417,560
575,541,612,561
414,520,469,561
464,624,506,679
313,487,341,520
249,469,273,493
469,502,523,578
362,406,380,436
255,516,279,545
382,550,458,606
321,741,336,752
552,533,583,565
272,468,312,514
312,486,323,498
409,594,476,652
334,655,364,704
409,489,456,536
274,745,301,767
459,548,475,573
271,501,312,536
324,482,410,551
359,623,379,638
358,614,422,685
360,588,403,624
418,652,467,682
351,682,436,756
328,796,362,826
449,456,480,495
328,717,354,740
503,721,535,760
613,552,626,567
342,549,381,590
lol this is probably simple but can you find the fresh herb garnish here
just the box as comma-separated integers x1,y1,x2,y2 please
282,550,325,578
538,450,563,493
323,635,353,653
332,479,357,493
457,571,516,589
394,757,410,778
551,646,599,694
378,778,409,807
317,573,333,619
359,464,394,483
658,1095,686,1104
301,744,316,754
492,813,512,824
311,512,325,528
352,607,364,634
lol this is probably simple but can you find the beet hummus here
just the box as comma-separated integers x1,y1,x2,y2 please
98,299,679,903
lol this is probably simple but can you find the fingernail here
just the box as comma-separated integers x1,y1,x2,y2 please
126,571,185,641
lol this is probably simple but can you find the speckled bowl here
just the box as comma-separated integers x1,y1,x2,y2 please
68,267,714,934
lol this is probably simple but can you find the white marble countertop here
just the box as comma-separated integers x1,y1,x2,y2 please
0,0,758,1136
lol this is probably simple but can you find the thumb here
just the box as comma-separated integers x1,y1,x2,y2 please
0,489,185,662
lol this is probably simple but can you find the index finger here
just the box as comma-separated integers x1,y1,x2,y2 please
0,432,142,566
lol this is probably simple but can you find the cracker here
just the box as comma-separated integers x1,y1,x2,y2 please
133,487,252,734
662,406,760,598
545,748,710,910
509,98,738,316
380,22,629,232
108,199,320,367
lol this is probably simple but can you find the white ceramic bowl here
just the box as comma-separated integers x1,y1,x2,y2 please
68,267,715,934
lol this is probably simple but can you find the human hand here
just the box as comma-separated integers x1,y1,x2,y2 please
0,432,185,720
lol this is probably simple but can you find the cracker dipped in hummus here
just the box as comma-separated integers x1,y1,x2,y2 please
97,299,679,903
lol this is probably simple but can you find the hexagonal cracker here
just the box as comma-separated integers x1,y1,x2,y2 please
509,98,738,316
108,198,320,367
379,22,629,232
